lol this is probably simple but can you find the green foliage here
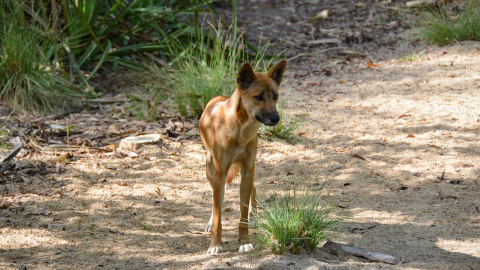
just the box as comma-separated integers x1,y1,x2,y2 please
0,1,84,112
149,15,278,118
259,105,303,143
0,0,222,113
252,188,342,255
421,0,480,46
158,25,244,117
59,0,218,72
399,51,424,61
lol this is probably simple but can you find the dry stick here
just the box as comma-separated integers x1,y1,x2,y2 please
0,142,23,163
0,141,24,173
323,241,396,264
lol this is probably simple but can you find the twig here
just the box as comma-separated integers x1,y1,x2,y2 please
0,141,24,173
324,241,396,264
437,169,446,181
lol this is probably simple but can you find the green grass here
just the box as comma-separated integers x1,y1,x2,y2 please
161,25,246,117
421,0,480,46
259,101,304,143
399,51,424,61
145,14,278,118
0,1,84,112
251,188,342,255
0,0,232,113
259,116,303,143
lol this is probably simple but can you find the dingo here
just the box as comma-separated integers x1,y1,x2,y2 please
199,60,287,255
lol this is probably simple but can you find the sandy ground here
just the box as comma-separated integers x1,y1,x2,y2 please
2,1,480,270
2,42,480,270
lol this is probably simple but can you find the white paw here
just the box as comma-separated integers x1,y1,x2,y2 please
238,243,254,253
204,222,212,232
207,245,223,255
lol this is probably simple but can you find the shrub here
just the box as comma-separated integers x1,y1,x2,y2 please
251,188,342,255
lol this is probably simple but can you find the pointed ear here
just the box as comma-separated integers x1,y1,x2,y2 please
267,60,287,86
237,63,256,90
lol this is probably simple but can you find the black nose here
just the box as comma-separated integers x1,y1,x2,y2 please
270,114,280,125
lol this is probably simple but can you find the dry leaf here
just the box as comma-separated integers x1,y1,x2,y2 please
398,114,412,119
350,154,366,160
311,9,329,22
366,58,380,68
427,50,447,60
406,134,415,138
53,152,73,164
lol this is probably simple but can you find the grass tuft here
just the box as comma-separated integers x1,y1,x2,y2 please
251,187,342,255
259,105,303,143
421,0,480,46
0,1,83,112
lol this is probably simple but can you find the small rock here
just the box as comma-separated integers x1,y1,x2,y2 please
126,152,139,158
119,134,162,151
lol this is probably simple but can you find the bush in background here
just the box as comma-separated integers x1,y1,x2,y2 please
0,0,221,113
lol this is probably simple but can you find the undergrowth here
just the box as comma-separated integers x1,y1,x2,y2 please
0,0,226,113
259,102,304,143
421,0,480,45
251,187,342,255
152,25,277,117
160,23,246,117
0,1,84,112
143,0,279,118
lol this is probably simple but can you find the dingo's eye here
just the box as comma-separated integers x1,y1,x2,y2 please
273,93,279,100
255,95,263,102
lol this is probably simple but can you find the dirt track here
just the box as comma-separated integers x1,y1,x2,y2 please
1,1,480,269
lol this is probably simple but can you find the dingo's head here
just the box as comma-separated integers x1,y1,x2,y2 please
236,60,286,126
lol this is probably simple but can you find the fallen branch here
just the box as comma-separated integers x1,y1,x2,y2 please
0,141,24,173
0,142,23,163
323,241,396,264
405,0,436,7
